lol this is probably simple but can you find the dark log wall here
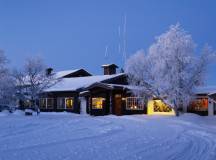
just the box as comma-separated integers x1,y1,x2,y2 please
114,90,146,115
88,88,110,116
102,75,128,85
87,88,146,116
39,91,80,113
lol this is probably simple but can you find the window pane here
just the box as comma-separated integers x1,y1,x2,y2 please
92,97,104,109
47,98,54,109
39,99,46,109
24,100,32,108
126,97,145,110
153,100,172,112
190,98,208,111
66,98,73,109
57,98,65,109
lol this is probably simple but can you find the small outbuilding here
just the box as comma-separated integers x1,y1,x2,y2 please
188,86,216,116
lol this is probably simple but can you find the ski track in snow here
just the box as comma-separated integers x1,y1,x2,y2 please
0,113,216,160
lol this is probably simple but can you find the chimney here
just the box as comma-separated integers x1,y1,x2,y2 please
102,64,118,75
46,68,53,76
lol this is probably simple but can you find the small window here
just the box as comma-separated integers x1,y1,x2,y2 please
126,97,145,110
39,98,54,109
39,99,46,109
57,98,65,109
92,97,105,109
190,98,208,111
65,98,73,109
23,100,32,108
47,98,54,109
57,97,74,109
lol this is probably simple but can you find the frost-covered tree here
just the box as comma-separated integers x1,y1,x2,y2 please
125,24,214,116
14,56,58,111
0,50,16,109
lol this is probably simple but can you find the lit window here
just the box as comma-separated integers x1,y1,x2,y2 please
190,98,208,111
65,98,73,109
126,97,145,110
57,98,65,109
153,100,172,112
39,99,46,109
92,97,105,109
57,97,74,109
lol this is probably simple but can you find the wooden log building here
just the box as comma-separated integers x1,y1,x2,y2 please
19,64,216,116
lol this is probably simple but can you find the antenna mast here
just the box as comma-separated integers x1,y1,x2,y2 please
104,45,109,61
123,13,127,64
118,25,121,54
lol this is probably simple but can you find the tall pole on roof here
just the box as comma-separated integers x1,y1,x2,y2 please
104,45,109,61
123,13,127,65
118,25,121,55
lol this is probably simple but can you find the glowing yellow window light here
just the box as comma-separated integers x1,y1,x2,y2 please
92,97,105,109
66,98,73,109
147,100,175,116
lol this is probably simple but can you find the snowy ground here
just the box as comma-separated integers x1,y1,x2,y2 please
0,111,216,160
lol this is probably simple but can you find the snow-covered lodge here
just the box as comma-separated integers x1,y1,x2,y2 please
39,64,148,116
27,64,174,116
20,64,216,116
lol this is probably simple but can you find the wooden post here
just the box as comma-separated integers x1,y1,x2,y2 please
208,98,214,116
182,105,187,113
109,91,112,114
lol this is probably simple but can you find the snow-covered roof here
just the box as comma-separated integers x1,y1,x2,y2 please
54,69,80,78
45,73,125,92
194,86,216,95
107,84,143,91
101,64,118,68
86,83,152,95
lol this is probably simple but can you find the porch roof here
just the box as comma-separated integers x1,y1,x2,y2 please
86,82,148,93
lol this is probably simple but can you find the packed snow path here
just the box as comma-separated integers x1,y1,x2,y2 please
0,112,216,160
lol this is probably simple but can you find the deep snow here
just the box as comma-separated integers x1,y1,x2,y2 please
0,111,216,160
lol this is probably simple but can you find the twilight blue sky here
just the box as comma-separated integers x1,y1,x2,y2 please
0,0,216,85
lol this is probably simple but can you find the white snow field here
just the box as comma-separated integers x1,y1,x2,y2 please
0,111,216,160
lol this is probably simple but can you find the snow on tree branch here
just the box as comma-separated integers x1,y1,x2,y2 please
125,24,215,115
0,51,16,107
13,56,60,109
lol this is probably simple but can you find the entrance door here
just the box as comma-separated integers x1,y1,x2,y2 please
80,97,87,115
114,94,122,116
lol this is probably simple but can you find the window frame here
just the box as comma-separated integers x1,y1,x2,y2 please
57,97,74,110
46,98,54,109
65,97,74,109
92,97,105,109
57,97,66,109
39,98,46,109
39,98,54,109
126,97,145,110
